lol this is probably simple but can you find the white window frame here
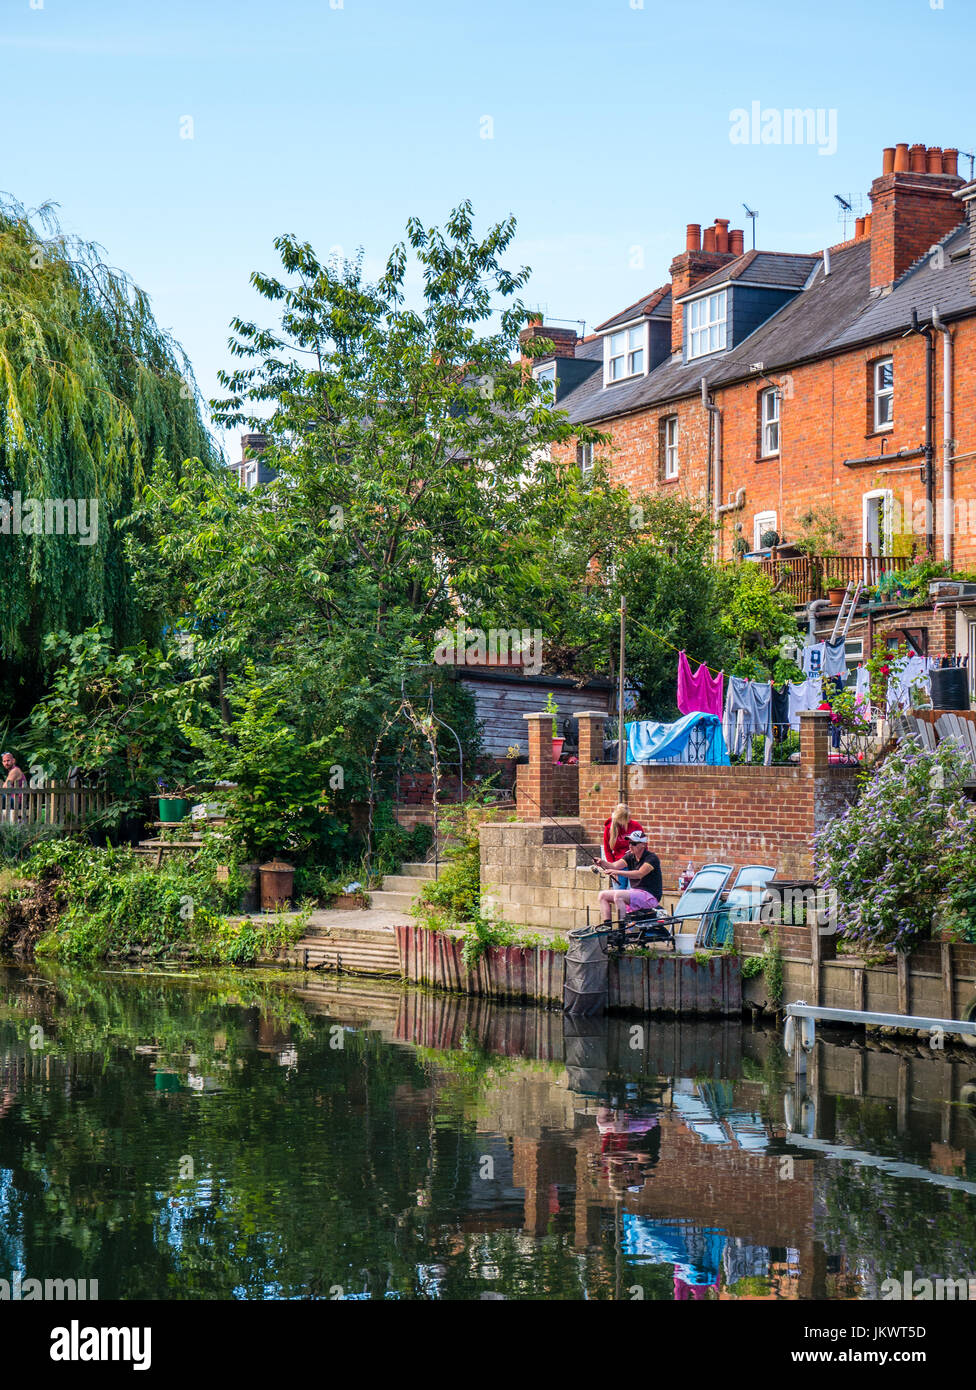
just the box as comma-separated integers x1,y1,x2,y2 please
577,442,594,479
753,510,778,551
873,356,894,431
534,362,557,404
862,488,893,558
663,415,679,479
244,461,258,489
760,387,780,457
603,320,648,386
686,290,728,360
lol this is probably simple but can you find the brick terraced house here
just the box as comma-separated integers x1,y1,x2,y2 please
529,142,976,675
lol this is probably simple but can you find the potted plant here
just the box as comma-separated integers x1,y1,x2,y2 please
759,528,780,552
156,779,195,824
545,692,564,763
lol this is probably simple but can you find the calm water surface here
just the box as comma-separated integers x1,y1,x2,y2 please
1,964,975,1300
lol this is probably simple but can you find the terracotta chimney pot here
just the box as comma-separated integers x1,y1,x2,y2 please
943,148,959,176
702,225,717,253
855,217,865,239
893,143,910,172
927,147,944,174
882,147,896,175
729,228,744,255
686,223,701,252
909,143,927,173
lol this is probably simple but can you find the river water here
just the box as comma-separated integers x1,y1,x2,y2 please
1,964,975,1301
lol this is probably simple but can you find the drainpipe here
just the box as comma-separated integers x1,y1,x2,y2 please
911,308,936,560
702,377,723,561
807,598,829,643
932,307,954,566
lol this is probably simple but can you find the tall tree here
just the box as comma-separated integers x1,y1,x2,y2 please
0,197,215,714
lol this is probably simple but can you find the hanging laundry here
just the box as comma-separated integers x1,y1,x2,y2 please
676,650,724,719
771,685,790,741
801,642,826,677
885,654,931,714
823,638,847,679
787,677,823,731
724,677,773,763
854,665,871,707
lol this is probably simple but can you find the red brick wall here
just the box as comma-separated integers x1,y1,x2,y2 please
559,289,976,571
575,760,856,883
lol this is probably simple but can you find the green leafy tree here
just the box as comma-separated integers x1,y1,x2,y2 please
0,198,215,714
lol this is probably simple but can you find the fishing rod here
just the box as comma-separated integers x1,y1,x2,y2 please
509,783,616,877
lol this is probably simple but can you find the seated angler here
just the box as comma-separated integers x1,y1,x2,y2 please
592,829,663,925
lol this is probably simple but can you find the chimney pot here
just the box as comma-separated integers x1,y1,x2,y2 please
909,143,927,173
927,146,943,174
686,223,701,252
729,228,744,256
863,213,872,235
882,147,896,175
702,225,717,253
855,217,865,239
714,218,730,253
943,147,959,176
893,142,910,172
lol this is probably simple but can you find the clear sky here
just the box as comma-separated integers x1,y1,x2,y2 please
1,0,972,460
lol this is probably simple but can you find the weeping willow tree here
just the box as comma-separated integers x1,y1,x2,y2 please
0,196,215,715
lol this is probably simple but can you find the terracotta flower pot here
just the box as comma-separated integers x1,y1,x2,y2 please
827,587,846,605
552,738,565,763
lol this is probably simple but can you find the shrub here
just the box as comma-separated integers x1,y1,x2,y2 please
815,736,975,955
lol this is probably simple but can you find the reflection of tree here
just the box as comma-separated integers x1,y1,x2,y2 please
0,967,633,1299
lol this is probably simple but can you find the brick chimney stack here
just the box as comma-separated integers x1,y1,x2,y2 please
519,314,579,360
868,143,964,291
669,219,743,352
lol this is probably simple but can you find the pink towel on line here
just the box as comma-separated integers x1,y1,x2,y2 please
677,650,725,719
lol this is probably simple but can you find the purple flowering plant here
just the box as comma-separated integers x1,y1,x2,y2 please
814,735,976,955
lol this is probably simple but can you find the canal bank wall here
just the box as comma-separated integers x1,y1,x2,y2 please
394,923,741,1015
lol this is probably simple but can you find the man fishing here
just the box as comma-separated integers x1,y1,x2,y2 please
591,829,663,924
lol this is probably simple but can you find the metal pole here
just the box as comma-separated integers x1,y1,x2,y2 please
617,595,627,804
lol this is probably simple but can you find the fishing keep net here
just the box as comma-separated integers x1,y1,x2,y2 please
563,926,610,1016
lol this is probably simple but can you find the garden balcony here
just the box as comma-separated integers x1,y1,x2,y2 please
751,551,914,605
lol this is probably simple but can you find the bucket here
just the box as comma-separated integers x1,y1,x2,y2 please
260,859,295,911
674,932,696,955
158,796,192,824
929,666,970,711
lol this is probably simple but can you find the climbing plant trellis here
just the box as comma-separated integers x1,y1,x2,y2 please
365,684,464,884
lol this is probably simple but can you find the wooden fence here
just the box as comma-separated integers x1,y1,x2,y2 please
0,786,113,827
754,553,914,604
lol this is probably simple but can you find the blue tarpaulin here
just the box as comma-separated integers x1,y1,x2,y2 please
625,712,729,766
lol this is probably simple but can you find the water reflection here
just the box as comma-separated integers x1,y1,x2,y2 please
1,965,975,1300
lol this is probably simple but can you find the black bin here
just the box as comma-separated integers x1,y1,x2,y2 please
929,666,970,711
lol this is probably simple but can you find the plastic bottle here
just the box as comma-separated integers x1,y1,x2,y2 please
679,861,694,893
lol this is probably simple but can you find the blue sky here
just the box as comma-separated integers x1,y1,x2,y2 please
1,0,971,460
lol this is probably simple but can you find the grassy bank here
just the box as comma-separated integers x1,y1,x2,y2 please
0,836,311,966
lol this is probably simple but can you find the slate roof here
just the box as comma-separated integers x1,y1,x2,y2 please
831,223,972,347
561,241,871,425
595,285,671,332
678,250,821,299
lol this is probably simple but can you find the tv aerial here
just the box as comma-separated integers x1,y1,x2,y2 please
834,193,864,240
742,203,758,250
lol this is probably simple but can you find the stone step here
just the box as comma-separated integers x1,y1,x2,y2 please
379,874,430,897
367,889,418,914
301,927,396,945
400,861,438,878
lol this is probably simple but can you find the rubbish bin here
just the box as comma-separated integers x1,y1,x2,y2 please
260,859,294,911
929,667,970,711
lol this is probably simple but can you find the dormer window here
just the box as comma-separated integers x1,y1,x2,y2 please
604,324,646,384
686,290,727,359
534,362,557,403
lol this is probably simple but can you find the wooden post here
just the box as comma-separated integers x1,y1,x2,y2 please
941,941,954,1019
897,950,910,1016
616,595,627,803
